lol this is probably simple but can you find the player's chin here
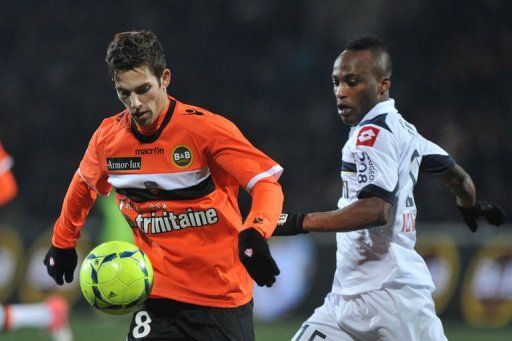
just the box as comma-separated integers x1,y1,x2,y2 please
132,112,153,126
338,111,358,126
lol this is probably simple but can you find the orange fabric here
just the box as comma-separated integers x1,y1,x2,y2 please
242,179,283,239
52,97,283,308
0,143,18,208
3,305,12,331
52,171,97,248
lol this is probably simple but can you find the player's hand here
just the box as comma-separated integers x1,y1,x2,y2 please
272,213,308,236
43,245,78,285
238,228,280,287
457,201,509,232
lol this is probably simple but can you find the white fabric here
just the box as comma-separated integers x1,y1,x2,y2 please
9,302,52,329
245,164,284,191
107,166,211,189
333,99,450,296
293,286,446,341
0,156,13,175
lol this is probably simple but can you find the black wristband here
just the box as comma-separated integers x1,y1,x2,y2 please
273,212,307,236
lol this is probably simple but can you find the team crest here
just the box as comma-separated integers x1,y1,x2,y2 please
172,145,193,168
144,181,160,195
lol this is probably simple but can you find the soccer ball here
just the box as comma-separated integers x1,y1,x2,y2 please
79,241,154,315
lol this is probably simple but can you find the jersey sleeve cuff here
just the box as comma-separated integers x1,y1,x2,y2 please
242,213,275,240
357,184,397,205
420,155,455,175
51,233,79,249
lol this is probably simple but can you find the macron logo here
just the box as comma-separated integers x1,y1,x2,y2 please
356,126,380,147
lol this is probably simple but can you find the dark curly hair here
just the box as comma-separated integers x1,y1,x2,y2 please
105,30,166,81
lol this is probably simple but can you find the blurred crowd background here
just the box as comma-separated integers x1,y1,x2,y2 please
1,0,510,226
1,0,511,338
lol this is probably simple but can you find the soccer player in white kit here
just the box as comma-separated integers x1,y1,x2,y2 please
274,37,508,341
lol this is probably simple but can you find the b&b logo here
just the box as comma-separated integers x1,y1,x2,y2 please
356,126,380,147
172,145,193,168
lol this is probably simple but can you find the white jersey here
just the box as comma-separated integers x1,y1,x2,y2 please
332,99,454,296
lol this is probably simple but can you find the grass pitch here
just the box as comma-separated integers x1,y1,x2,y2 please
2,312,512,340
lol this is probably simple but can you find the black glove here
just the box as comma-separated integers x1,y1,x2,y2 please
238,228,280,287
43,245,78,285
272,213,308,236
457,201,509,232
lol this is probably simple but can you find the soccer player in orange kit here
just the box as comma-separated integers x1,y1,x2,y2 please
0,142,17,208
1,142,72,341
43,31,284,340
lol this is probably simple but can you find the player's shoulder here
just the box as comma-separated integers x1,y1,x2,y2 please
353,113,396,148
172,99,237,134
95,110,131,141
358,112,393,133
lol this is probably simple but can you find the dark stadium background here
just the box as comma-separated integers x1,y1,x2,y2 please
1,1,511,340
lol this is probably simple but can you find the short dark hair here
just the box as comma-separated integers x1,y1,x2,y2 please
105,30,166,80
345,36,392,78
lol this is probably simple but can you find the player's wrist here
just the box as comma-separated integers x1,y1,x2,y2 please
238,228,280,287
273,212,307,236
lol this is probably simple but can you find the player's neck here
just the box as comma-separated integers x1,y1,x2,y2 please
136,98,170,136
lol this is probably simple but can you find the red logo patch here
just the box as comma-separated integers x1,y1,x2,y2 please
356,126,380,147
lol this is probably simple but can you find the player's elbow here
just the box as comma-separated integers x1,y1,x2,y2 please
376,201,392,225
364,197,392,226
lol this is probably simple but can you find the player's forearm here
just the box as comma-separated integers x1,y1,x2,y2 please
243,179,284,239
439,164,476,208
52,171,98,248
303,197,392,232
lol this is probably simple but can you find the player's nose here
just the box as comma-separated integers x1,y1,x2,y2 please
129,93,142,109
336,84,348,98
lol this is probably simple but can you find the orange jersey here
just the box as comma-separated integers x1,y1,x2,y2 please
54,97,283,307
0,142,17,207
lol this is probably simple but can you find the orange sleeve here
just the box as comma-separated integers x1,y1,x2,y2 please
242,177,284,239
206,114,283,191
52,170,98,248
0,169,17,208
78,126,112,195
0,143,17,208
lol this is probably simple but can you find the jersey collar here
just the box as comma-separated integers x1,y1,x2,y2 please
357,99,397,126
130,97,176,143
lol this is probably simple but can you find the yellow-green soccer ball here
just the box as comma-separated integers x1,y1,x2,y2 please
79,241,154,315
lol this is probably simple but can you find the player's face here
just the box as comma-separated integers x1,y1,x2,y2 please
332,50,383,126
114,66,171,126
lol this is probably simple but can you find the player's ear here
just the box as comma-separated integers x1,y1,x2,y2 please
161,69,171,88
379,77,391,95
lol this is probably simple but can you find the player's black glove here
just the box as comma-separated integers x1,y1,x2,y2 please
238,228,280,287
272,213,308,236
43,245,78,285
457,201,509,232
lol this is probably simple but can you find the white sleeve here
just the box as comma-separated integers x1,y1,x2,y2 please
418,134,455,175
353,125,398,205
